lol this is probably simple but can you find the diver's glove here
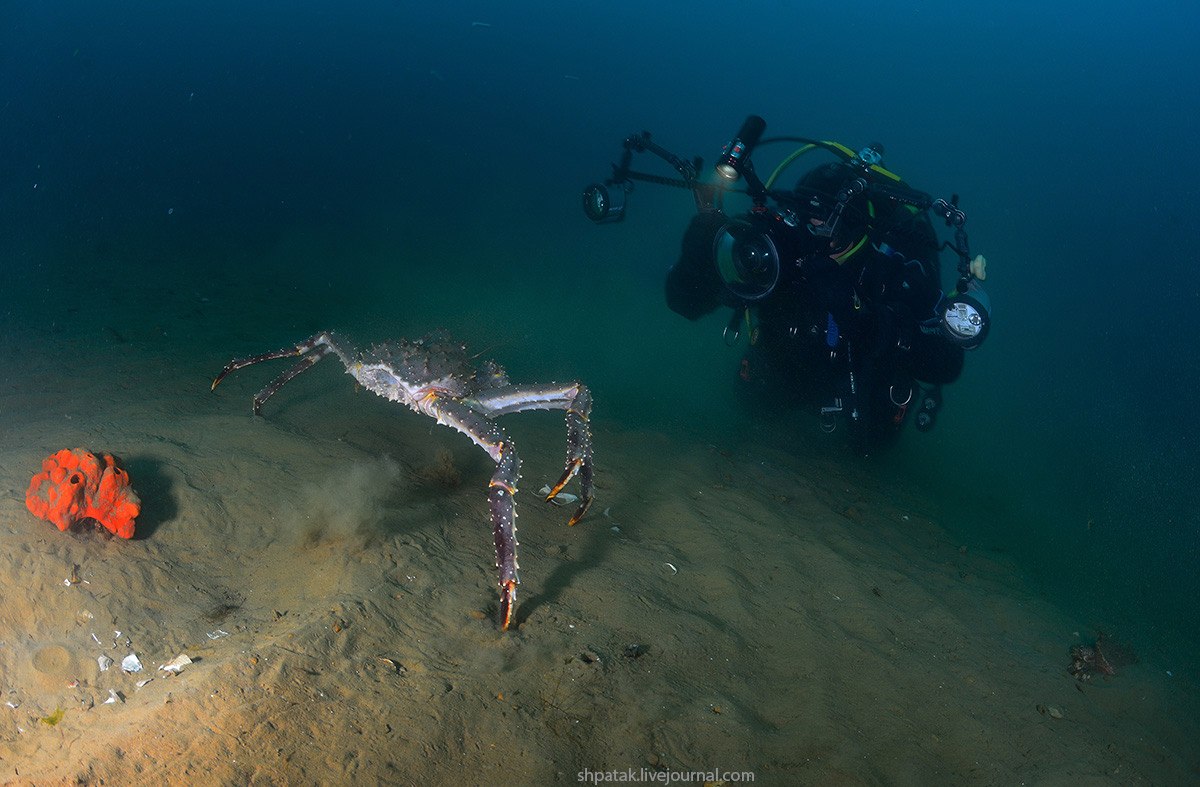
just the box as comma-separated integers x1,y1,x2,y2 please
674,211,727,276
665,211,728,320
970,254,987,280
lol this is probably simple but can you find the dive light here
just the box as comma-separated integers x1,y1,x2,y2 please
714,115,766,182
938,281,991,350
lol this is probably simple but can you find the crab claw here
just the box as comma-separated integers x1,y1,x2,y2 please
499,579,517,631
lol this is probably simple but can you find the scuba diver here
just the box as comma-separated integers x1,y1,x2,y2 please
583,115,991,454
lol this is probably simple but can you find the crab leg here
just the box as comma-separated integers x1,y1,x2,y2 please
468,383,594,525
421,396,524,630
212,333,594,633
211,333,350,414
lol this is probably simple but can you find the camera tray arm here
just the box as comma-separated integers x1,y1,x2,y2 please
590,124,978,287
870,179,977,289
608,132,719,212
930,194,976,290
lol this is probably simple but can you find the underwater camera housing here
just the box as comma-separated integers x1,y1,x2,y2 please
582,115,991,347
712,218,781,301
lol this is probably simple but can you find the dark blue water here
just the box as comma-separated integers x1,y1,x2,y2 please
3,0,1197,741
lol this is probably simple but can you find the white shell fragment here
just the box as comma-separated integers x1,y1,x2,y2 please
206,629,230,640
121,654,143,673
160,654,193,673
538,484,579,506
97,655,113,672
136,678,153,689
104,689,123,705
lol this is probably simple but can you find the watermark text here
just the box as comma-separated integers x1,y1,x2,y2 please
578,767,754,784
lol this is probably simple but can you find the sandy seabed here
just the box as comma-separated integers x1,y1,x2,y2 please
1,282,1197,787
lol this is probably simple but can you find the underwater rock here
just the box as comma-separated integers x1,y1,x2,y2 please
1069,632,1137,681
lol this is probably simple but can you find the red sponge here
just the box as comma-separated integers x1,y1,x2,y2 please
26,448,141,539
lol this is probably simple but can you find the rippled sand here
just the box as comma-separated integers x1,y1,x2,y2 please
1,269,1196,785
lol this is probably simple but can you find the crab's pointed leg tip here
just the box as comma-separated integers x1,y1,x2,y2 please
499,581,517,631
212,367,233,391
567,499,592,527
546,459,583,501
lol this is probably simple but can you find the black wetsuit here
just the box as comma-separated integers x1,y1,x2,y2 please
665,195,965,451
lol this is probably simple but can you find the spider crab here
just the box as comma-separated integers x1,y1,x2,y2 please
211,330,593,630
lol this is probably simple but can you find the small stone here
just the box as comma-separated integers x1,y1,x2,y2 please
160,654,192,673
1047,706,1064,719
